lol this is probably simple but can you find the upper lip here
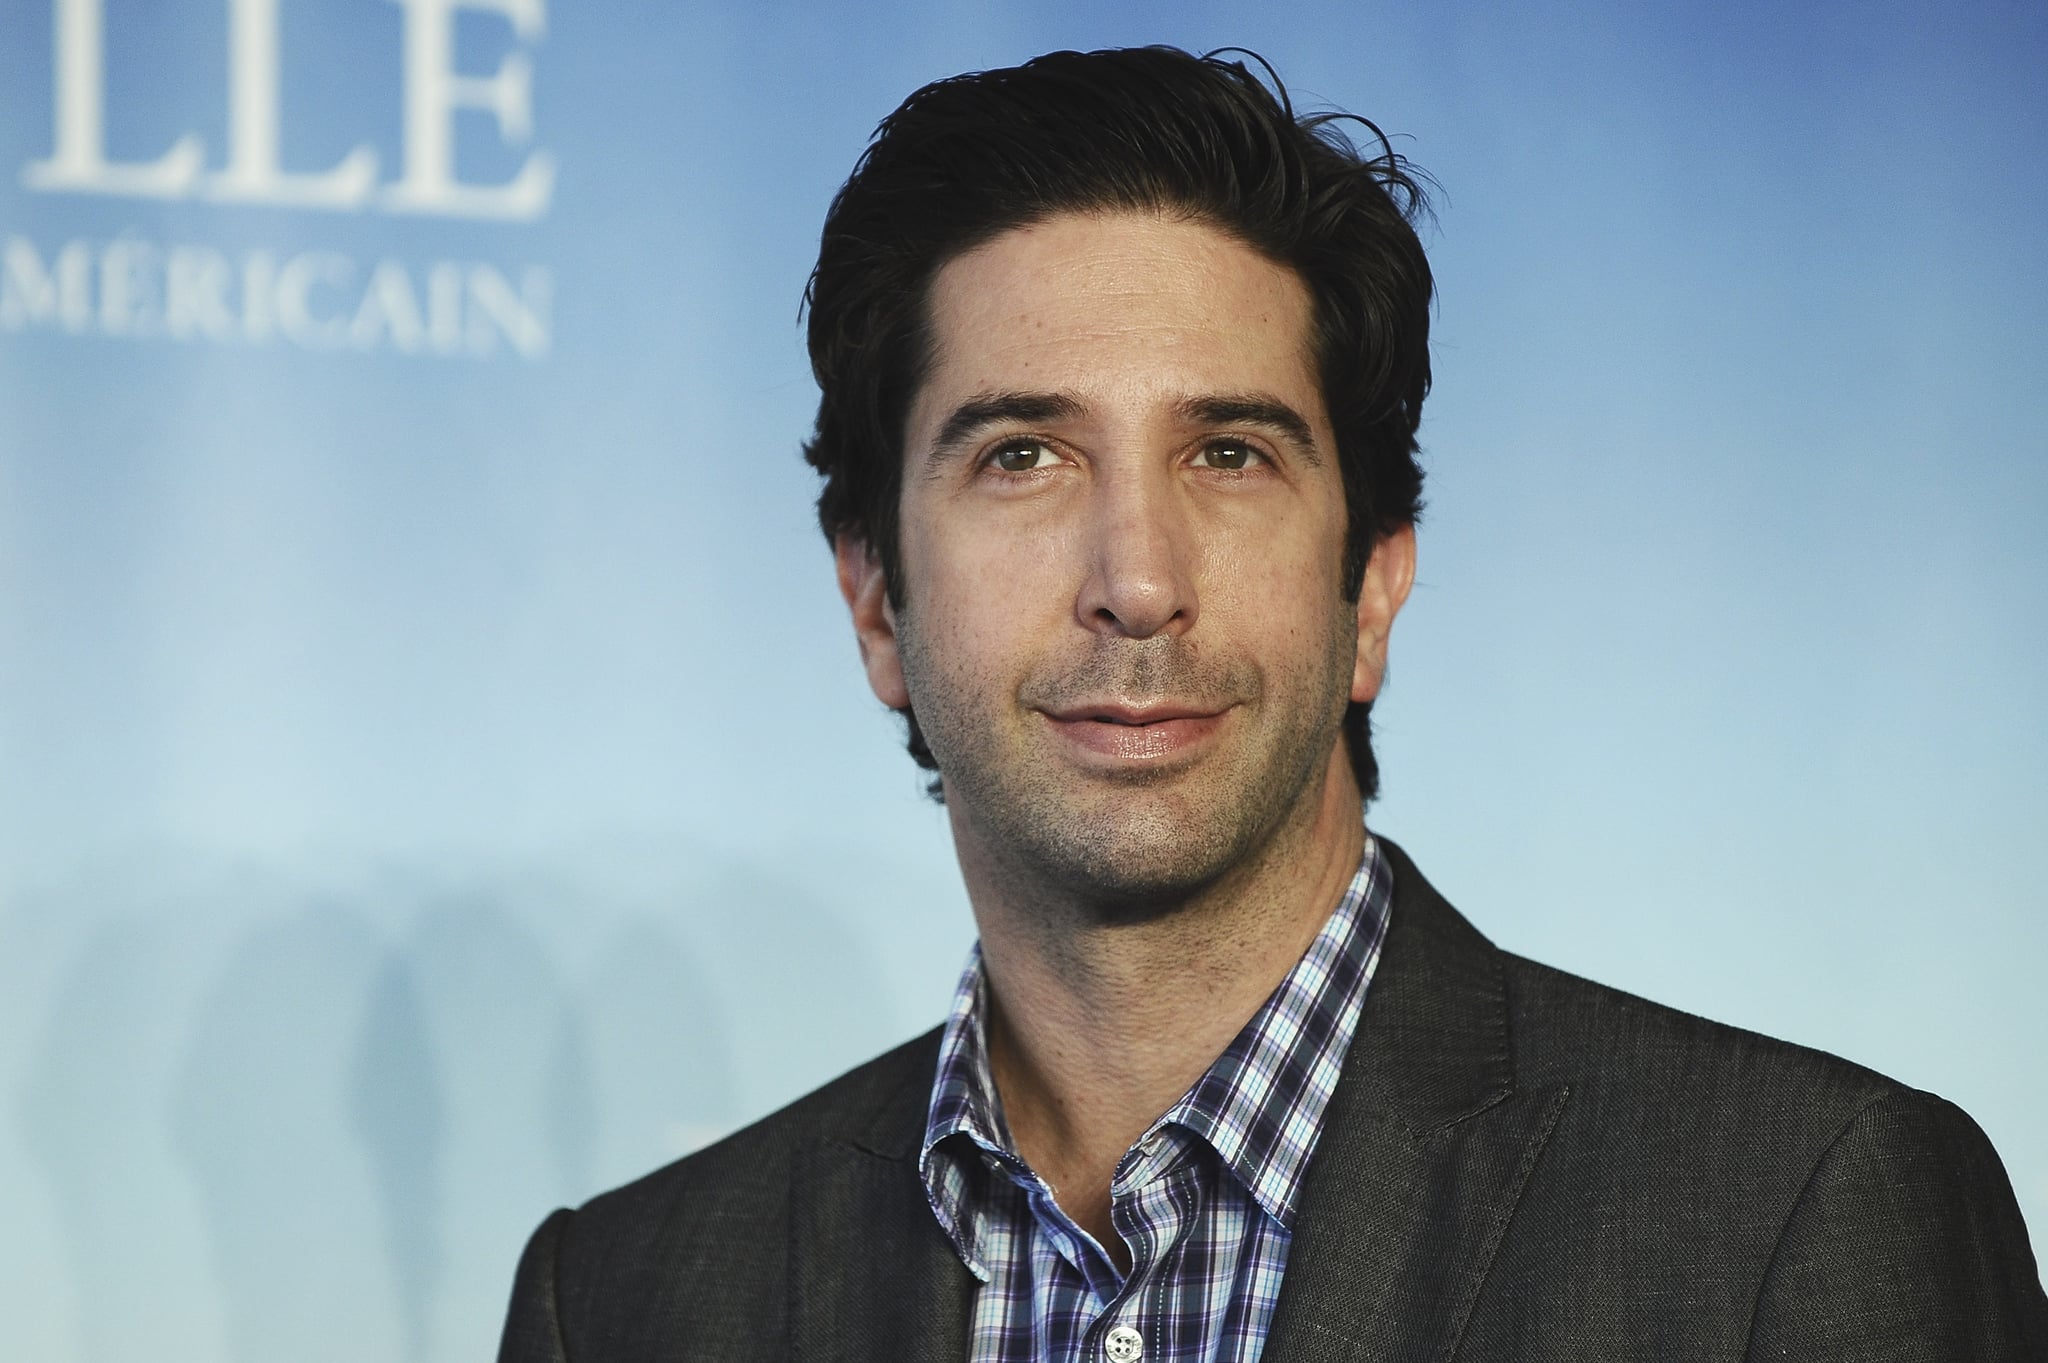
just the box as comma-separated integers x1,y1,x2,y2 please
1043,701,1225,726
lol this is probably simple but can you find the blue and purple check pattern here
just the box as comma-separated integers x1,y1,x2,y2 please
918,836,1392,1363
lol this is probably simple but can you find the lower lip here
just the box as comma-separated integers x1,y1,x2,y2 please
1046,714,1225,762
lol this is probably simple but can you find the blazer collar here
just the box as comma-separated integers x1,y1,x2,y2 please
787,1029,975,1363
1265,836,1571,1361
1331,836,1519,1133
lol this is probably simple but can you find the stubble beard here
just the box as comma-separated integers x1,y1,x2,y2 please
896,603,1358,922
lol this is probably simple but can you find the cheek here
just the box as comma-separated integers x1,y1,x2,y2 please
910,501,1081,613
1200,509,1355,693
899,511,1081,683
1201,499,1348,607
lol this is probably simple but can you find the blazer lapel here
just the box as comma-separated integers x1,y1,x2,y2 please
786,1049,974,1363
1265,840,1570,1362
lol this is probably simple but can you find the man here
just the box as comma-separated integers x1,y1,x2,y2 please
499,47,2045,1361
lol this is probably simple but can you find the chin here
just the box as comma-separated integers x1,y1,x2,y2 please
1006,792,1267,920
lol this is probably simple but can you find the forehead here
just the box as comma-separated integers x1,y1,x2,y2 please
911,212,1324,434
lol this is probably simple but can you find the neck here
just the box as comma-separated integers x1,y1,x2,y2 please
950,745,1366,1267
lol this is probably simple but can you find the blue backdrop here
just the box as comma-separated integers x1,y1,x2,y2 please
2,2,2042,1359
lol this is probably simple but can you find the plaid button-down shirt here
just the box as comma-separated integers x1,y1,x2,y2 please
918,835,1393,1363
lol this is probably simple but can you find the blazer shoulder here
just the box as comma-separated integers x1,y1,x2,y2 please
1494,961,2048,1351
579,1023,942,1233
500,1028,945,1361
1370,837,1903,1139
1501,949,1901,1123
1488,947,2013,1248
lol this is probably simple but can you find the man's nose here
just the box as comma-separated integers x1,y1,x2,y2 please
1074,467,1198,639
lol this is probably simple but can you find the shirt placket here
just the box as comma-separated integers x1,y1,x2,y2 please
1045,1129,1196,1363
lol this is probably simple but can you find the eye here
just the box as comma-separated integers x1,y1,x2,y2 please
989,438,1060,473
1191,439,1261,471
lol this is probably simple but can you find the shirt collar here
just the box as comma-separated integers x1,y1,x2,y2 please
919,833,1393,1241
1163,835,1392,1223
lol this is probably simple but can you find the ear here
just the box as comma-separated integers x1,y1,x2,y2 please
1352,523,1416,704
835,534,910,710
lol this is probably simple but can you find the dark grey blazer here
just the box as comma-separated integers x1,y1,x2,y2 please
499,841,2047,1361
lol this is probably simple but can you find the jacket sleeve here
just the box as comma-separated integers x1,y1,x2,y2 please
498,1208,576,1363
1746,1089,2048,1360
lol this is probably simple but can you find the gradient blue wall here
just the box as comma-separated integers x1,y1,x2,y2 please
2,2,2042,1358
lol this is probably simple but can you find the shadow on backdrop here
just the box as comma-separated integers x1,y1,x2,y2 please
8,843,903,1363
20,910,226,1363
170,902,401,1363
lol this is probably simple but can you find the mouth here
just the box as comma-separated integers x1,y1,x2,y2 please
1051,702,1220,725
1040,701,1231,761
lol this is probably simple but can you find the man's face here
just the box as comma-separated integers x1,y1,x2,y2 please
840,211,1410,906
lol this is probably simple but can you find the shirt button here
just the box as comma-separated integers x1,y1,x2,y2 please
1103,1325,1145,1362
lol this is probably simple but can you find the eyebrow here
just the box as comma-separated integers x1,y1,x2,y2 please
1175,394,1323,465
928,391,1086,465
